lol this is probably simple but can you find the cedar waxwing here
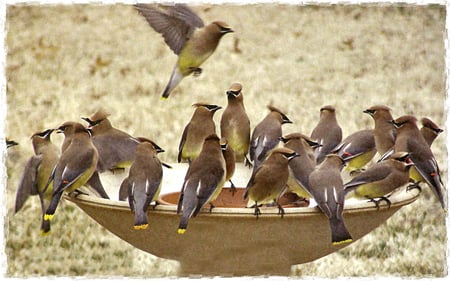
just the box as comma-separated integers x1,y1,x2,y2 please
308,154,352,245
220,82,251,164
310,105,342,164
249,105,292,173
280,133,319,199
44,122,99,221
177,134,226,234
119,138,164,230
220,137,236,193
178,103,222,163
15,129,59,235
420,117,443,147
82,109,140,173
244,147,299,218
344,152,414,208
391,115,446,209
56,121,109,199
333,129,376,174
363,105,396,157
6,139,19,148
134,4,233,99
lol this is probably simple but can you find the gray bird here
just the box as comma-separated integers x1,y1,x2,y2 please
244,147,299,218
249,105,292,173
177,134,226,234
310,105,342,164
363,105,396,157
15,129,59,235
44,122,99,221
178,103,222,163
135,4,233,99
308,154,352,245
420,117,443,147
119,138,164,230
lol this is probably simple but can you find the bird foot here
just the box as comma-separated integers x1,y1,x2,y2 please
368,197,391,210
190,67,202,77
254,206,261,219
72,189,89,197
229,181,237,196
245,156,253,169
407,182,422,193
209,203,215,213
349,168,365,177
277,203,285,218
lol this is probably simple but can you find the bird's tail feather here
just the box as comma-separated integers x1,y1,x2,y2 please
329,217,353,245
161,66,184,99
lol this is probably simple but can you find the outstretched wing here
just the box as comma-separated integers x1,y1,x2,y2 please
135,4,204,55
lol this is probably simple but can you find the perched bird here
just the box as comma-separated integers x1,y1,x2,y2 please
119,138,164,230
343,152,414,208
6,139,19,148
220,137,236,193
363,105,396,157
15,129,59,235
391,115,446,209
249,105,292,172
134,4,234,99
220,82,251,164
82,109,140,173
56,121,109,199
44,122,99,221
308,154,352,245
310,105,342,164
420,117,443,147
280,133,319,199
178,103,222,163
244,147,299,218
177,134,226,234
333,129,376,174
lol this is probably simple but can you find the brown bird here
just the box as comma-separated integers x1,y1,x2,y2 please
15,129,59,235
333,129,376,174
308,154,352,245
280,133,320,199
119,138,164,230
56,120,109,199
249,105,292,172
220,137,236,193
363,105,396,157
134,4,233,99
82,109,140,173
44,122,99,221
420,117,443,147
177,134,226,234
310,105,342,164
178,103,222,163
244,147,299,218
220,82,251,164
391,115,446,209
344,152,414,208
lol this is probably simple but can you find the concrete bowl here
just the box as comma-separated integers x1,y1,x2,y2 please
64,163,421,276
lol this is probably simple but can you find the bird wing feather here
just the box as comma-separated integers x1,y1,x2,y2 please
135,4,204,55
15,155,42,213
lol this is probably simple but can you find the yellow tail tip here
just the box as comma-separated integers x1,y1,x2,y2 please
160,96,168,101
133,224,149,230
43,214,54,221
177,228,186,235
332,238,353,246
40,230,51,236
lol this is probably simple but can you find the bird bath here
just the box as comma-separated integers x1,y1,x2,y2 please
65,163,420,276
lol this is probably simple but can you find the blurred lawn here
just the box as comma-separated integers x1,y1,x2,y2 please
3,3,447,277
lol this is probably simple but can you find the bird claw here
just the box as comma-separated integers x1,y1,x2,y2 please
229,180,237,196
407,182,422,193
277,203,285,218
209,203,215,213
368,197,391,210
245,157,253,169
72,189,89,197
254,206,261,219
190,67,202,77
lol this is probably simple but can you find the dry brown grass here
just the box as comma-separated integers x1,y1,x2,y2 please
3,3,447,277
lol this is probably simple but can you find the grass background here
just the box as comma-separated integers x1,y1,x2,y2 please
3,3,448,277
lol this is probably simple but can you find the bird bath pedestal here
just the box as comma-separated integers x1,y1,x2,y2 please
65,163,420,276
